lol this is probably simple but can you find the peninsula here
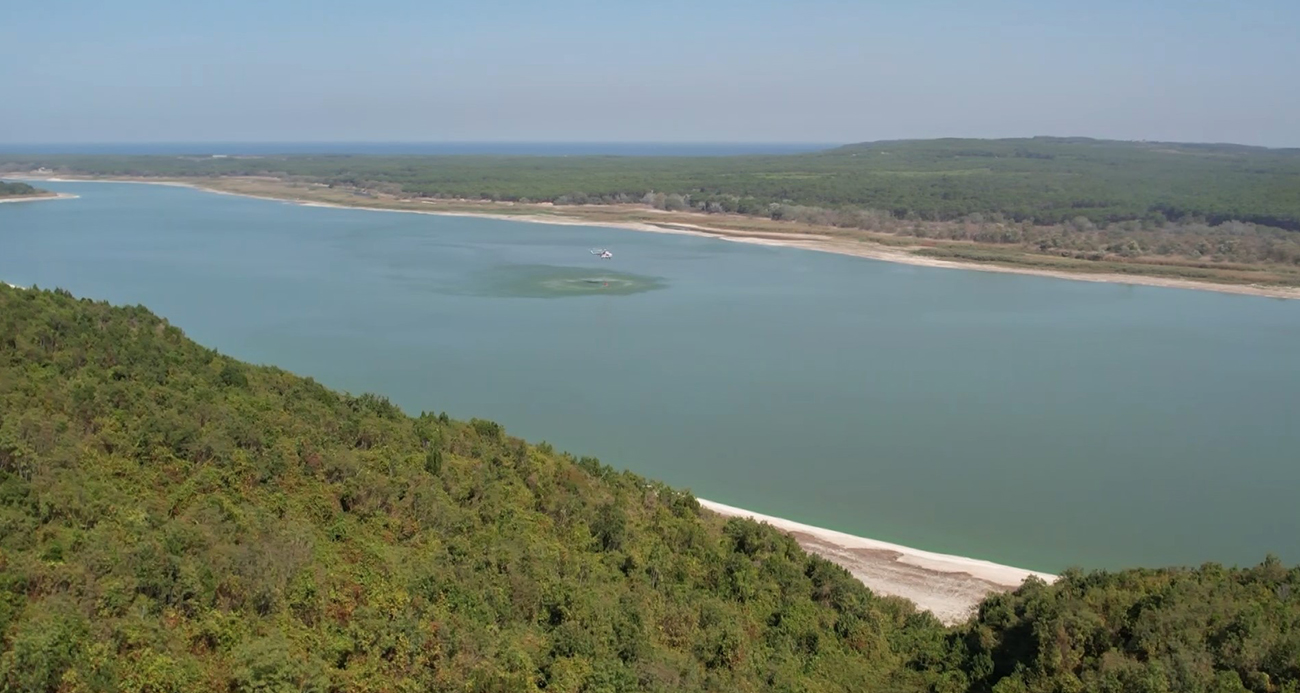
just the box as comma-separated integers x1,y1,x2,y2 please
0,180,40,197
0,179,73,203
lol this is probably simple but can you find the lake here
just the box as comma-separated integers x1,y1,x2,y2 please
3,181,1298,572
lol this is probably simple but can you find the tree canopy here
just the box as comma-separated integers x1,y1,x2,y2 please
1,284,1298,692
6,138,1299,272
0,182,39,198
4,138,1300,228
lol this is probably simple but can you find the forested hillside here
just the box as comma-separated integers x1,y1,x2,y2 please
2,284,1298,692
0,285,951,692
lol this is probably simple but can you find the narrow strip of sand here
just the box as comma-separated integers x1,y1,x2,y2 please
0,192,79,204
697,498,1056,625
16,175,1299,300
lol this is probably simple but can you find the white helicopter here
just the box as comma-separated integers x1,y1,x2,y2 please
590,248,613,259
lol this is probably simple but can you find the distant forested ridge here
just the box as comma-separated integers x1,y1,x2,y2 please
0,181,40,197
5,137,1299,269
3,138,1299,227
2,284,1299,692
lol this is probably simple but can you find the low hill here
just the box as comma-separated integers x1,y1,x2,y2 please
0,181,42,198
821,137,1300,229
1,284,1298,692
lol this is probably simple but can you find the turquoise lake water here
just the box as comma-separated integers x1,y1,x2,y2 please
3,181,1298,572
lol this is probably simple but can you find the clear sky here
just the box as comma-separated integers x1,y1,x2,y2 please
3,0,1298,146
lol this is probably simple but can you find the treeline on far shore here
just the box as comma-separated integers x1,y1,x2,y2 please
3,136,1299,268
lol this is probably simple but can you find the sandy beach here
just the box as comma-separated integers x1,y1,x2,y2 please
17,175,1300,300
0,192,79,204
698,499,1056,624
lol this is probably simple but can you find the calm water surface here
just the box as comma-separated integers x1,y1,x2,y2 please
4,181,1298,572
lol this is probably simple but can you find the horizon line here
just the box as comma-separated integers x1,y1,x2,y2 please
2,137,1297,149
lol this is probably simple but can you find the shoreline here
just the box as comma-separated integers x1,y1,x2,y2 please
1,180,1064,624
0,191,79,204
16,175,1300,300
3,266,1046,623
698,499,1055,624
0,178,1284,624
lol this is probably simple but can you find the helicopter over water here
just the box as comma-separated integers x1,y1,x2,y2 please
590,248,613,259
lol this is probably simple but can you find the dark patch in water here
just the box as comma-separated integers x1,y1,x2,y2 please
471,265,667,298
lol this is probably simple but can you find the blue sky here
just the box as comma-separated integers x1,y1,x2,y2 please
2,0,1298,145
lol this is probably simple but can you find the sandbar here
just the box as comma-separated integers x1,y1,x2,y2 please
0,192,79,204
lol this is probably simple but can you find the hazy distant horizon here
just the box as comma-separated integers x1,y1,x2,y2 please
0,142,839,157
3,1,1297,147
3,135,1298,158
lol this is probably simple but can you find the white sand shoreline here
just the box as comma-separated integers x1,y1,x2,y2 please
0,191,79,204
698,498,1056,624
19,176,1300,301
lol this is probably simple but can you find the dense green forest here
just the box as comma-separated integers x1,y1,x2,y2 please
3,138,1300,227
5,138,1299,268
0,181,39,197
2,284,1299,692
